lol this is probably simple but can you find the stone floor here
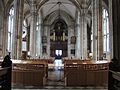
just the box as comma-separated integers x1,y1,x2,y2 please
12,84,108,90
12,86,108,90
12,88,107,90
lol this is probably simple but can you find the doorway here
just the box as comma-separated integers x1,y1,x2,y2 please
55,50,62,59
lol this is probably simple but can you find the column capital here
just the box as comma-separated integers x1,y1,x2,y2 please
30,0,36,4
30,0,37,15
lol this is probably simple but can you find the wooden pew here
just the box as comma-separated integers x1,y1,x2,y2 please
0,67,12,90
109,70,120,90
64,60,109,86
12,60,48,86
12,69,46,86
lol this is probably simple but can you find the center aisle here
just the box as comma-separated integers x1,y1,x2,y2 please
46,59,64,87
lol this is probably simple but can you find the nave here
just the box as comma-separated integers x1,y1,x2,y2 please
1,0,120,90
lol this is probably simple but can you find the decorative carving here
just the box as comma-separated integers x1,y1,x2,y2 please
0,45,2,50
71,36,76,44
42,46,47,54
71,49,75,55
42,36,47,43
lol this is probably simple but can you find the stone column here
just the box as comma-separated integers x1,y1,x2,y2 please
98,0,103,59
0,15,2,49
0,14,2,56
75,11,81,59
92,0,98,61
68,27,72,58
36,12,42,57
2,12,8,57
79,17,83,59
29,0,37,58
0,3,3,57
42,25,49,57
80,14,88,60
47,25,50,57
109,0,113,59
112,0,120,59
11,0,24,59
36,21,40,58
83,16,87,60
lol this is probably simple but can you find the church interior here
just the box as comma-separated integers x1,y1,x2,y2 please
0,0,120,90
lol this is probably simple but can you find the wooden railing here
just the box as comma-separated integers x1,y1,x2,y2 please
0,67,12,90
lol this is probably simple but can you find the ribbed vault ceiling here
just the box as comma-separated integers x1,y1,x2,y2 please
3,0,92,22
24,0,91,18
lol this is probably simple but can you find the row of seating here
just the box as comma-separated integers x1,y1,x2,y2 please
64,60,109,86
12,59,49,86
12,59,109,87
109,70,120,90
0,67,11,90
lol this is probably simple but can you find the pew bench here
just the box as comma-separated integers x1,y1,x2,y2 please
0,67,11,90
12,60,48,86
64,61,109,86
109,70,120,90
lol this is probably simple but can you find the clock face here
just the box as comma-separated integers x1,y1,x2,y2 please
22,30,27,38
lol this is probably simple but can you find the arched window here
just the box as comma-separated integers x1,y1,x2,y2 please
7,7,14,52
102,9,109,53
